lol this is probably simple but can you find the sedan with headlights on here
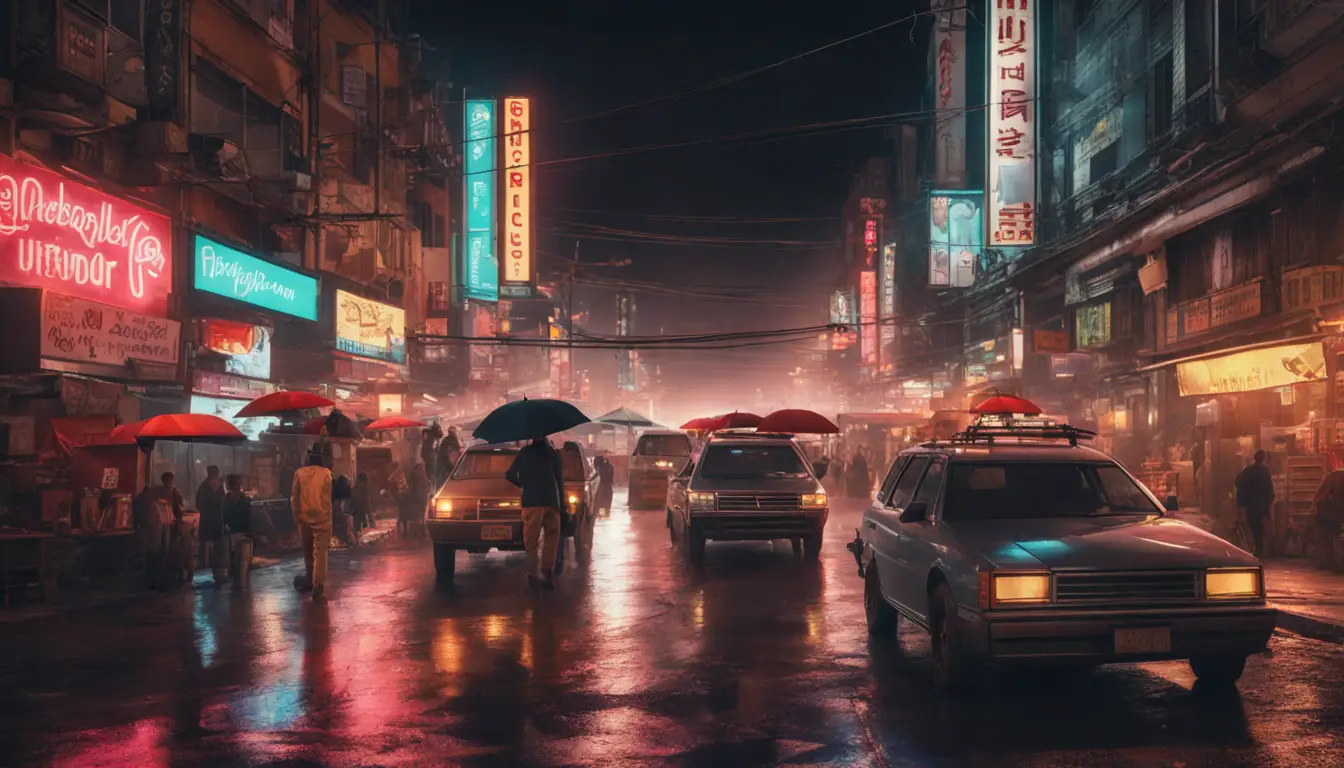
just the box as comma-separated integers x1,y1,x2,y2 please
425,445,526,581
851,432,1276,691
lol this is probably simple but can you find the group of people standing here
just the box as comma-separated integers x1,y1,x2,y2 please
133,468,254,591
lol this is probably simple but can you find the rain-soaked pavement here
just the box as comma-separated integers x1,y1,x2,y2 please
2,497,1344,767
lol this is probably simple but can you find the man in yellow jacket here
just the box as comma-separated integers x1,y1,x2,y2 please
291,451,333,598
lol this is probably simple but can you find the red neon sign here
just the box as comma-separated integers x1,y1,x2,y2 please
0,155,172,315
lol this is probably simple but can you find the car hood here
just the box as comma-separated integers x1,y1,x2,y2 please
954,516,1258,570
689,477,821,494
437,477,520,500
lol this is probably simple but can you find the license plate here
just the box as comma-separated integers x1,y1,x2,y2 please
481,525,513,541
1114,627,1171,654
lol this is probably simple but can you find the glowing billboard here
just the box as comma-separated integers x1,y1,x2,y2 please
929,190,982,288
193,234,318,320
860,270,878,366
1177,342,1327,397
502,98,532,285
334,290,406,364
987,0,1036,247
464,99,498,302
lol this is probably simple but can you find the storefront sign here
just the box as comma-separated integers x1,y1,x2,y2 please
929,190,982,287
193,235,318,321
1177,341,1327,397
1283,265,1344,313
829,290,855,326
1033,329,1069,354
502,98,532,285
145,0,181,121
987,0,1036,246
58,4,105,85
1182,299,1211,336
194,370,275,400
931,0,967,186
463,100,499,302
1209,280,1261,327
201,318,271,379
334,290,406,364
1075,301,1112,348
860,270,878,366
0,155,171,315
41,292,180,367
189,394,277,441
1051,353,1092,378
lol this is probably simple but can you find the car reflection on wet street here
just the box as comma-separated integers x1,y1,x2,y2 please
1,496,1342,767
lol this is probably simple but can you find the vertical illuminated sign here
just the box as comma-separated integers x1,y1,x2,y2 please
988,0,1036,247
930,190,983,288
860,270,878,366
880,244,896,355
463,99,498,302
932,0,966,187
502,98,532,285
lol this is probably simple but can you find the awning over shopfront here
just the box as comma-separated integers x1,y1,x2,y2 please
1136,335,1328,397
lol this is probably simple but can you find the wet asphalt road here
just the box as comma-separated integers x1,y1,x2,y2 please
2,497,1344,767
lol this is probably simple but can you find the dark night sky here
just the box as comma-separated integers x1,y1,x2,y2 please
418,0,926,395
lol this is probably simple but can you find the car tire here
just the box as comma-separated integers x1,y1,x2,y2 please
929,582,974,691
803,533,823,561
433,543,456,582
865,565,899,638
684,524,706,565
1189,654,1247,686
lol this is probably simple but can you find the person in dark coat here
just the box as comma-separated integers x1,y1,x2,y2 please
847,449,870,499
223,474,253,588
506,437,565,590
419,430,438,494
594,452,615,512
195,466,227,583
1235,450,1275,557
437,427,462,486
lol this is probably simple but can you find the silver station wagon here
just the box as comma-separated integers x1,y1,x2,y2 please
851,419,1276,690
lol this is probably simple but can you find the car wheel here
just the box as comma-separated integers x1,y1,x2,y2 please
684,523,705,565
803,533,823,561
433,543,456,582
865,564,898,637
1189,654,1247,686
929,582,974,691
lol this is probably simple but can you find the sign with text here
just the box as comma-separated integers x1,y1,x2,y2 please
987,0,1036,246
0,155,171,315
334,289,406,364
41,292,180,367
1074,301,1112,348
502,98,532,285
929,190,981,287
931,0,967,186
464,100,499,302
201,318,272,380
193,234,318,320
1033,328,1069,354
860,270,878,366
1282,265,1344,313
1177,342,1327,397
145,0,181,121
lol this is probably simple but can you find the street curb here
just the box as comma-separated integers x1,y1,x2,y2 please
1275,608,1344,645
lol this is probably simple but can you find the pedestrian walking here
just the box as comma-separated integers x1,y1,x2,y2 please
847,449,870,499
420,429,438,494
195,465,227,584
291,451,333,599
1312,468,1344,571
438,426,462,486
506,437,565,590
595,451,614,512
1235,450,1275,557
222,474,254,589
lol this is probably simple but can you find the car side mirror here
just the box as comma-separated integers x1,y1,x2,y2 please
812,461,828,480
1164,495,1179,512
899,501,929,524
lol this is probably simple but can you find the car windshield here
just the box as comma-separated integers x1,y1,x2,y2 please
698,444,809,479
943,462,1160,521
635,435,692,456
452,450,517,479
562,447,586,481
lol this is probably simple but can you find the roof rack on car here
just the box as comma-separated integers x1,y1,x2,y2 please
946,421,1097,447
709,431,796,440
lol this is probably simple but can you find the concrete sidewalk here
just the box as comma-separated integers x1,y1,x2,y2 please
1266,559,1344,644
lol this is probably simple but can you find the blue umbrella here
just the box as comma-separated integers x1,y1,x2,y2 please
473,398,591,444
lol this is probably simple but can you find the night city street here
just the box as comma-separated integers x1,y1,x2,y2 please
1,497,1341,768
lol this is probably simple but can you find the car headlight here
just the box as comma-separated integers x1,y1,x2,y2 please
654,460,674,469
801,493,827,509
689,491,716,511
567,493,579,506
1205,568,1262,599
433,498,464,519
992,572,1051,606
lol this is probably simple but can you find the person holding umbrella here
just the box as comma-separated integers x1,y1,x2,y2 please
506,437,566,590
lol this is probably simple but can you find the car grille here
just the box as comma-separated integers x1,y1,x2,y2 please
1054,571,1199,604
715,493,803,511
478,499,523,520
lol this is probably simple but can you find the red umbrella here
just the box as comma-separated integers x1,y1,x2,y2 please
236,390,334,418
121,414,246,444
756,409,839,434
970,394,1042,416
714,411,763,430
680,416,719,431
365,416,426,432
